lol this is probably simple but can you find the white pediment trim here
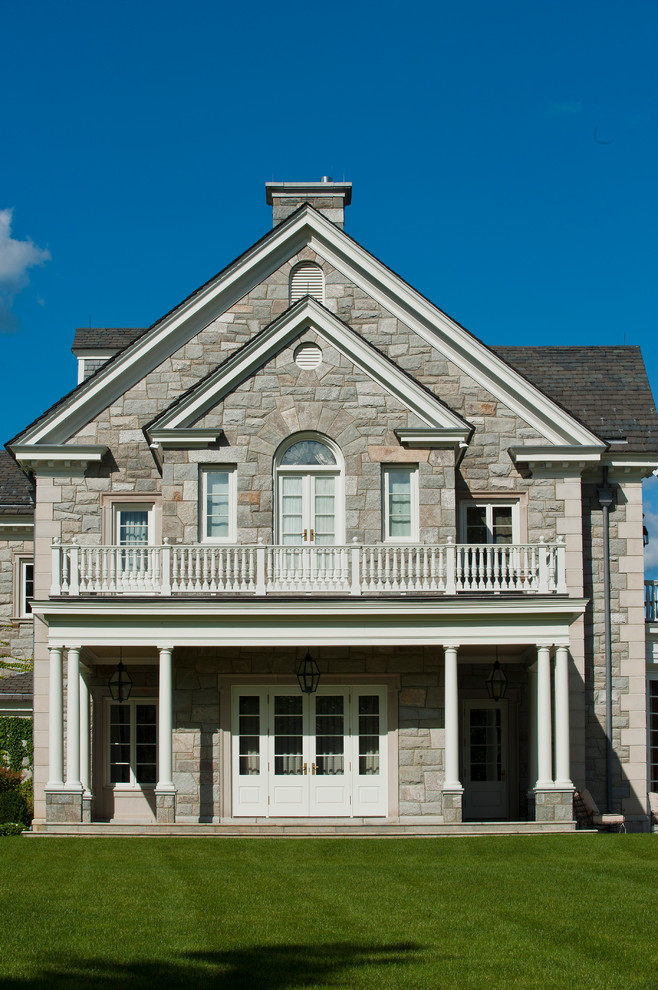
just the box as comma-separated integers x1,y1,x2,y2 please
11,444,108,473
147,298,473,438
13,205,602,450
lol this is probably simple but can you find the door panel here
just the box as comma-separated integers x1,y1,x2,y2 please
269,693,308,816
309,692,350,815
231,690,268,816
463,701,509,820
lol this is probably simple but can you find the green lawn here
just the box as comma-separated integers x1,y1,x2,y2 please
1,835,656,989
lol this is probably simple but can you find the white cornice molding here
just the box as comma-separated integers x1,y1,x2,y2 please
509,445,606,472
149,298,471,434
602,452,658,478
147,429,224,448
395,428,471,449
10,445,108,473
13,205,606,450
0,514,33,537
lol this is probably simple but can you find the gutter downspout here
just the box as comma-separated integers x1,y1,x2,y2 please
597,467,615,812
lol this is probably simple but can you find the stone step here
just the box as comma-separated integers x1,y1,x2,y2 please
27,820,579,837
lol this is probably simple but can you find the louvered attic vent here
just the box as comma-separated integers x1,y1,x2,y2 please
290,262,324,304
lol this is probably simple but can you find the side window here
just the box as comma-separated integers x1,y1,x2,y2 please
15,557,34,618
382,465,418,542
461,502,518,545
201,467,237,542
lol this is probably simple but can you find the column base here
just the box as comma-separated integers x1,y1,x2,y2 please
45,788,84,824
82,792,93,824
441,788,463,824
533,787,574,824
155,789,176,824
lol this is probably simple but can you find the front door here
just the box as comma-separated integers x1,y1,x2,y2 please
462,700,509,820
231,686,387,817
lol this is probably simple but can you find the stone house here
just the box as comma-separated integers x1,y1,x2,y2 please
3,179,658,831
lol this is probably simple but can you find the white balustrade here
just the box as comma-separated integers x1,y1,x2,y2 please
52,540,566,598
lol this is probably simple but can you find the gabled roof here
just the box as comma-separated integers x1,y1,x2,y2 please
0,452,34,515
146,296,473,443
492,346,658,454
9,204,606,451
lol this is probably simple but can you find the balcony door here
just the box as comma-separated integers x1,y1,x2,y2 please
231,686,387,817
276,435,344,546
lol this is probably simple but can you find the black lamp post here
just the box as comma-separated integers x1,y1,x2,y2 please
486,657,507,702
108,658,133,703
297,650,320,694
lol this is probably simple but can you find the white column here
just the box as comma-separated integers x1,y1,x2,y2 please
79,667,90,794
536,645,553,789
46,647,64,789
157,647,174,790
527,662,538,790
554,646,572,788
444,646,461,790
65,648,81,788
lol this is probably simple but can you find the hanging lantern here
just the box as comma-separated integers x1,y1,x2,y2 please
486,659,507,702
297,651,321,694
108,660,133,703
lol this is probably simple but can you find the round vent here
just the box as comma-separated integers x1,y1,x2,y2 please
294,343,323,370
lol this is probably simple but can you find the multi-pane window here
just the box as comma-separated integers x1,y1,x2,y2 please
276,435,343,545
201,468,236,542
19,559,33,617
382,466,418,541
108,702,157,786
238,695,260,776
650,680,658,792
358,695,380,775
462,503,517,545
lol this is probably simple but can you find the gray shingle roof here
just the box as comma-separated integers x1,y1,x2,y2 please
71,328,145,351
491,345,658,453
0,452,34,514
0,670,32,698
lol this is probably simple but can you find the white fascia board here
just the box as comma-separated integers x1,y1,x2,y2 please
36,596,585,649
148,429,224,449
0,515,33,537
11,444,108,472
602,453,658,478
152,298,471,433
303,219,603,448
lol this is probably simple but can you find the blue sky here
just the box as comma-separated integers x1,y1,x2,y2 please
1,0,657,572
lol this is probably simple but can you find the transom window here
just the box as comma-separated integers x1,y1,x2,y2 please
382,465,419,542
201,467,237,542
461,501,519,545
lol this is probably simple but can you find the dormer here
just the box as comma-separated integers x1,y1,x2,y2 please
71,327,144,383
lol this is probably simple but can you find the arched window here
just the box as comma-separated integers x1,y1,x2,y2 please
275,434,344,545
289,262,325,305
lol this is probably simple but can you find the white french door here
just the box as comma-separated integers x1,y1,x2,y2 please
462,700,509,820
279,473,339,545
231,686,387,817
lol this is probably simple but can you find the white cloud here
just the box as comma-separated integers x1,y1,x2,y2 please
0,208,51,332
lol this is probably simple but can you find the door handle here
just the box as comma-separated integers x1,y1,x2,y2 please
303,762,308,775
311,762,316,775
303,529,307,542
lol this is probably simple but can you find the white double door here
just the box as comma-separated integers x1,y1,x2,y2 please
231,686,387,817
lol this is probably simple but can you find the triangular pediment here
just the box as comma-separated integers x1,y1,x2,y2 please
11,203,604,453
146,297,472,446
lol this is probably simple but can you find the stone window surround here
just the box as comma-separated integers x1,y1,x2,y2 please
101,494,162,546
457,491,528,544
12,551,34,621
381,463,419,543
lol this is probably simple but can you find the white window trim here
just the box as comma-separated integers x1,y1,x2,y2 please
200,466,237,543
105,697,158,791
382,465,419,543
13,553,34,620
102,495,160,545
459,497,522,544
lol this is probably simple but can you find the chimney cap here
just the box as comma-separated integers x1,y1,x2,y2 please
265,180,352,206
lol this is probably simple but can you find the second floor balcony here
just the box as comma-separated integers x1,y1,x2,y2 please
50,539,567,598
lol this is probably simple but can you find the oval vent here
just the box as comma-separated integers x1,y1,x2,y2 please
290,262,324,304
294,343,323,370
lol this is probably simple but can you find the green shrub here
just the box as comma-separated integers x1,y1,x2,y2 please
0,822,26,835
0,766,22,792
20,777,33,817
0,716,33,772
0,790,31,826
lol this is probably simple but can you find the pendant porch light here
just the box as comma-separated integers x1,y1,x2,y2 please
297,650,321,694
108,651,133,703
486,650,507,702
